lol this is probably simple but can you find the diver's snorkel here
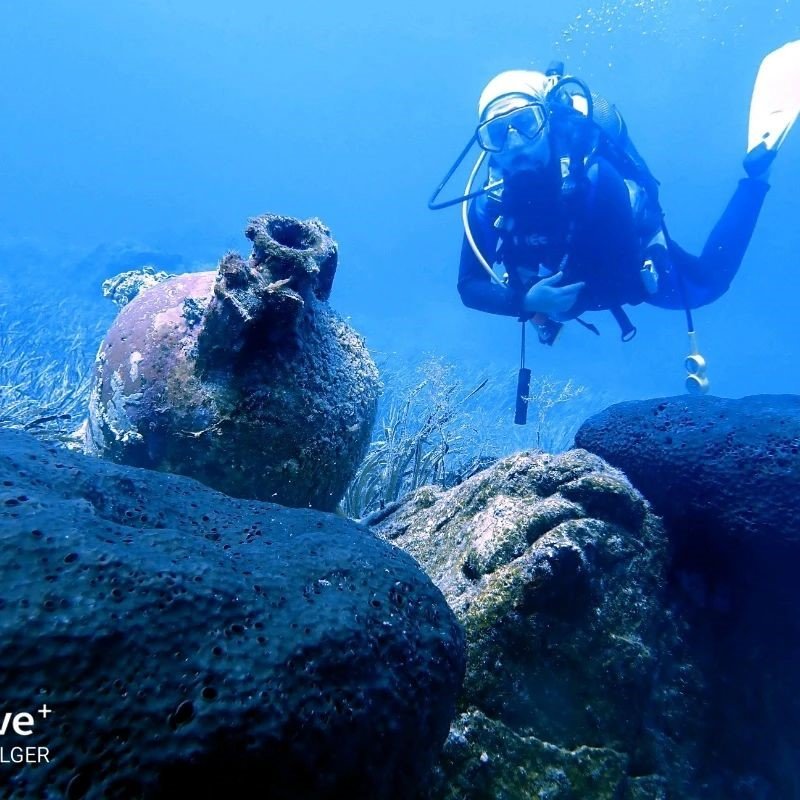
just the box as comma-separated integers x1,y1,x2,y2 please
428,135,503,211
428,135,505,285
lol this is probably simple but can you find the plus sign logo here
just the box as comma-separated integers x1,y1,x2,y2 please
0,704,52,765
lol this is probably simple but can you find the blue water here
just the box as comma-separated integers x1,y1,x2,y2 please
1,0,799,410
3,5,800,797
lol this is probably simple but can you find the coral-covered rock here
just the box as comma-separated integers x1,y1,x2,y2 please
0,429,465,799
69,242,184,293
84,214,379,511
576,395,800,797
102,266,172,308
372,450,700,798
431,711,637,800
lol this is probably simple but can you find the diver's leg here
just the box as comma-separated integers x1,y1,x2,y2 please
695,177,769,282
646,177,770,309
666,177,770,306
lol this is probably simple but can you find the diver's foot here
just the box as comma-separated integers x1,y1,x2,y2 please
743,141,776,182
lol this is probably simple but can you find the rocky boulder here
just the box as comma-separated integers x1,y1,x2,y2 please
576,395,800,797
574,394,800,548
0,429,464,799
83,214,380,512
372,449,700,799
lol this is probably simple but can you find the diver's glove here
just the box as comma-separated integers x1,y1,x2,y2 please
523,271,586,318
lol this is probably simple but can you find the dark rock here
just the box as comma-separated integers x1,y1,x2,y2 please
0,429,465,799
575,395,800,797
373,450,701,798
574,394,800,548
83,214,380,512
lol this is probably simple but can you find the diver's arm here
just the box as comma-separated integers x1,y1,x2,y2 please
457,197,524,317
458,238,523,316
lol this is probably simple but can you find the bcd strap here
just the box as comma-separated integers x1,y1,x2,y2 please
575,317,600,336
610,306,637,341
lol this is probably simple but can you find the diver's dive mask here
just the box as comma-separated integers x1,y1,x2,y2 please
428,94,550,211
428,67,597,211
475,95,548,153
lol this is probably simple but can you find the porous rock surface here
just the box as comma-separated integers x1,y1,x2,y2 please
574,394,800,548
372,449,699,799
0,429,465,799
84,214,379,511
576,395,800,797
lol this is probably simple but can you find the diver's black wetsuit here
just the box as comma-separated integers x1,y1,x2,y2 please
458,155,770,320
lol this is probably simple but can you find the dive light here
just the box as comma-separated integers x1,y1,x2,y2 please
684,331,710,394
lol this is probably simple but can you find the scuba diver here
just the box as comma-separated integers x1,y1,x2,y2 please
429,41,800,413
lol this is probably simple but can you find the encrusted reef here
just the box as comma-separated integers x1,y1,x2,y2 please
83,214,379,511
0,429,465,799
371,449,700,799
576,394,800,797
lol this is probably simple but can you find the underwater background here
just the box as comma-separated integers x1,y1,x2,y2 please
2,0,799,424
3,3,800,799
